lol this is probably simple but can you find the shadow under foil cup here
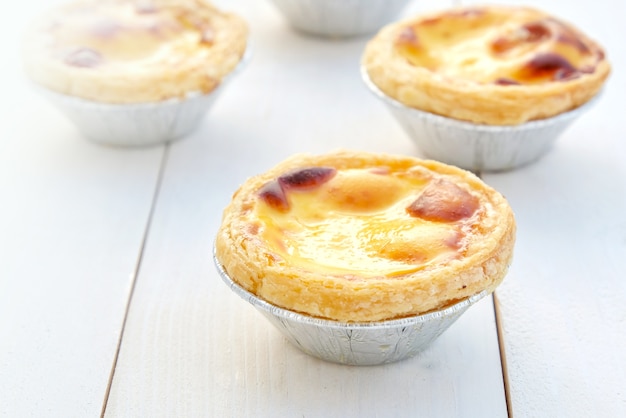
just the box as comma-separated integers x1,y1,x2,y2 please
361,67,600,172
214,251,488,366
269,0,412,38
38,49,251,147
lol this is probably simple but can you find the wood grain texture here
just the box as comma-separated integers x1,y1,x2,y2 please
104,0,508,417
0,2,164,416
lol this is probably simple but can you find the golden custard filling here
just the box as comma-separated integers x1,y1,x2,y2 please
255,167,477,277
215,152,516,322
44,2,213,69
23,0,248,103
394,8,604,86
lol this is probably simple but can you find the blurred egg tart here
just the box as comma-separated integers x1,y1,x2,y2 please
362,5,610,125
22,0,248,103
215,151,516,322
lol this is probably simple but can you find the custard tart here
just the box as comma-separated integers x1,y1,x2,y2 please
22,0,248,104
215,151,516,322
362,5,610,125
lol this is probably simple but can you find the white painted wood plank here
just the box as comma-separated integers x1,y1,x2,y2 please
0,2,164,415
458,0,626,415
105,1,507,416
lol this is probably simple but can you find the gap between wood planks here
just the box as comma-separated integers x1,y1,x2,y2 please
494,292,513,418
99,143,171,418
476,167,513,418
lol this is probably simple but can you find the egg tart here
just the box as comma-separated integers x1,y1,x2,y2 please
215,151,516,322
362,5,610,125
22,0,248,104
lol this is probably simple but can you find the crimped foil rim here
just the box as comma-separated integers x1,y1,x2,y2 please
213,246,488,330
360,65,600,132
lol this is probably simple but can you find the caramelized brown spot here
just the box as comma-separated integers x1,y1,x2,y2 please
64,48,102,68
200,26,215,44
407,179,479,222
523,22,551,41
491,38,512,54
395,26,438,69
492,21,551,54
396,27,419,47
258,180,289,212
278,167,337,190
494,77,520,86
519,52,578,81
260,167,337,212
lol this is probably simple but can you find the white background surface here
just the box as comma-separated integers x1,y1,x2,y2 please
1,0,624,417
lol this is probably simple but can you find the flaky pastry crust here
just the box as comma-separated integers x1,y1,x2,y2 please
22,0,248,103
215,151,516,322
362,5,610,125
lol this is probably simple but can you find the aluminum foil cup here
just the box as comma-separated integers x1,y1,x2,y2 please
361,67,599,172
39,89,223,146
36,49,251,147
269,0,412,38
214,252,488,366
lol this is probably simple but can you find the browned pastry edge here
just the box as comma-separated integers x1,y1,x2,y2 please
215,151,516,322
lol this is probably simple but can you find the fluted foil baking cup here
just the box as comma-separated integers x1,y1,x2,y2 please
214,251,488,366
269,0,411,37
38,48,252,147
361,66,599,172
41,90,222,146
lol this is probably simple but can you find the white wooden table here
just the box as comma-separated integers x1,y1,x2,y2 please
1,1,624,416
